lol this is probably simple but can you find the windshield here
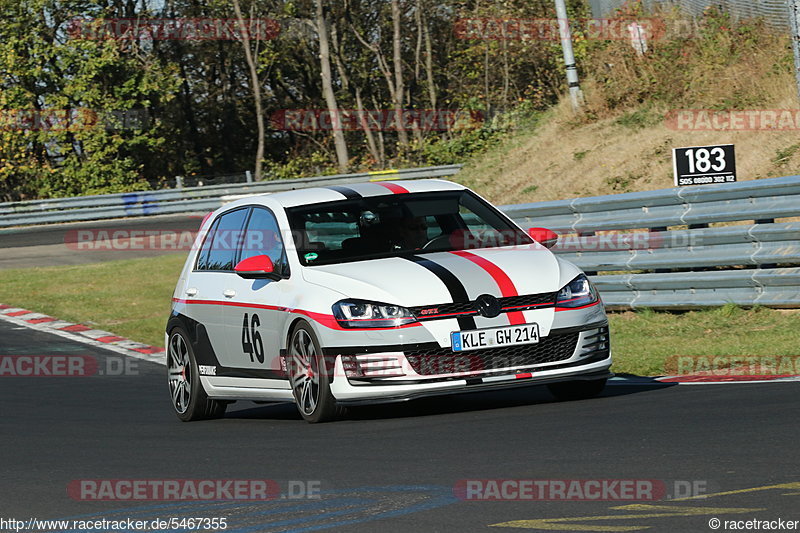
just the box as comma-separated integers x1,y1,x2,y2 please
286,190,532,266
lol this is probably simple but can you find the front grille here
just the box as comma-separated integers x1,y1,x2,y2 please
404,332,579,375
409,291,557,320
500,292,557,309
413,301,476,316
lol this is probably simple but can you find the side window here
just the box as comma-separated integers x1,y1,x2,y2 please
456,194,532,248
196,208,248,271
419,215,440,241
303,219,357,251
241,207,289,276
459,204,493,232
195,218,220,271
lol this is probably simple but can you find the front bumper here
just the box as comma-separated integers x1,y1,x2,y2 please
328,321,612,403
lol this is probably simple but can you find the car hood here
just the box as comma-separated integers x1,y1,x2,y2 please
301,244,565,307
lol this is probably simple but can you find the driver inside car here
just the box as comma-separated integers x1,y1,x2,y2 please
390,216,429,250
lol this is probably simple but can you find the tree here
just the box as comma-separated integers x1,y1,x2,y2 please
0,0,178,199
232,0,267,180
314,0,349,172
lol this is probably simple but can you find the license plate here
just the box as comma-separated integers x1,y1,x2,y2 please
451,323,540,352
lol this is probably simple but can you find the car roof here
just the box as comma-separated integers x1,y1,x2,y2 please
223,179,467,211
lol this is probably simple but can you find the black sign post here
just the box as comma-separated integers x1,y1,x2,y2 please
673,144,736,186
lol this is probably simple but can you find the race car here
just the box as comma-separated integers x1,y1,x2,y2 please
166,179,612,422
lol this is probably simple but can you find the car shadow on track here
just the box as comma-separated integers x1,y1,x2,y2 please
223,377,676,422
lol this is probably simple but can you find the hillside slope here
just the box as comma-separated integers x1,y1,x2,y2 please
459,83,800,205
457,11,800,205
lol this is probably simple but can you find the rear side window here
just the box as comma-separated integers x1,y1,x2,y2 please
195,208,248,271
240,207,290,276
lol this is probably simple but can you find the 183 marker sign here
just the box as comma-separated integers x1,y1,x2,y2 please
673,144,736,186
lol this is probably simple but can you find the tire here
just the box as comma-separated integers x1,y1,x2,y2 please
287,322,343,423
167,326,227,422
547,378,607,402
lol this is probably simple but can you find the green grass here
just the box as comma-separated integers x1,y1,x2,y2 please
0,254,186,347
613,107,662,130
610,305,800,375
1,258,797,376
455,109,551,193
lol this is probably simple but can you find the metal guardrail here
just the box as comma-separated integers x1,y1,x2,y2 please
0,165,462,228
502,175,800,309
2,163,797,310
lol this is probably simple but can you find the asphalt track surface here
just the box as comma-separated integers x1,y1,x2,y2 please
2,319,799,532
0,215,202,269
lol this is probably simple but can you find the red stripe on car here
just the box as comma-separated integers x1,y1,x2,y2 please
377,182,409,194
555,301,601,312
449,251,526,325
172,298,421,331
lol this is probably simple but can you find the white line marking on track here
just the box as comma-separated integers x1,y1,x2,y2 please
609,375,800,385
663,378,800,384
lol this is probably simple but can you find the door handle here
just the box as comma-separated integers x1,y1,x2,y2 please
223,289,236,298
185,288,198,297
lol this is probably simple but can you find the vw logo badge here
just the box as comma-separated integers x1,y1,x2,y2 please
475,294,502,318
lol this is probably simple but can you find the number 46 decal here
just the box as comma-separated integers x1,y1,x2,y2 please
241,313,264,363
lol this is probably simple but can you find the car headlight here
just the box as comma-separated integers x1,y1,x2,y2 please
332,299,418,328
556,274,599,309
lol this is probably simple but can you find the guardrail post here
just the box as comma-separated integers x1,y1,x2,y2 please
175,176,184,189
246,170,253,184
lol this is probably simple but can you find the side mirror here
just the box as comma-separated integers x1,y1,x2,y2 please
528,227,559,249
234,255,281,281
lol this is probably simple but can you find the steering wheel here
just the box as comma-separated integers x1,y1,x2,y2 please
421,234,451,250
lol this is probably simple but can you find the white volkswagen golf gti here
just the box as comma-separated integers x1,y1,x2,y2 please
167,179,612,422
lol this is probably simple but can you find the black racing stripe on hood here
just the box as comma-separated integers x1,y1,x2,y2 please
406,255,477,331
326,185,362,199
